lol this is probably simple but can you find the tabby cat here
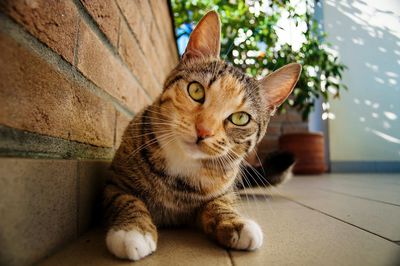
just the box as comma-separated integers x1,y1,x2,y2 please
104,11,301,261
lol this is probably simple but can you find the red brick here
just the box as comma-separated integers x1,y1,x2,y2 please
118,21,162,99
80,0,120,47
266,122,281,136
270,112,287,122
286,110,303,122
0,30,115,147
77,20,151,113
282,123,309,134
115,112,132,148
257,136,279,156
0,0,78,64
115,0,167,83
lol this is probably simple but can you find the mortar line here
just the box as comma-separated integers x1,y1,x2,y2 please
116,15,121,50
148,0,178,62
227,250,236,266
72,0,154,101
167,0,181,60
113,109,118,149
0,125,114,160
73,11,81,66
113,0,164,89
145,0,174,69
0,13,134,118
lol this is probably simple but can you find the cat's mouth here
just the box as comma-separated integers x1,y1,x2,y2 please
182,140,221,159
181,140,211,159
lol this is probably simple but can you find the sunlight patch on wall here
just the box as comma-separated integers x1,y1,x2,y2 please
366,128,400,145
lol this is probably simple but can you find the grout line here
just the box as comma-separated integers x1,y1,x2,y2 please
72,0,154,101
227,250,236,266
0,13,134,118
283,196,400,245
318,187,400,207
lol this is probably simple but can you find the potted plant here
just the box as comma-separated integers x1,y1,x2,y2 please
172,0,347,174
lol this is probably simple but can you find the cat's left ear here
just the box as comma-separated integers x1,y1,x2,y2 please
259,63,302,108
182,11,221,61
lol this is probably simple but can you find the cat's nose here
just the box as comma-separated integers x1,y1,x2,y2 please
196,123,214,140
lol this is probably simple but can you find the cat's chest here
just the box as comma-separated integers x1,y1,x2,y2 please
164,156,236,195
164,150,202,177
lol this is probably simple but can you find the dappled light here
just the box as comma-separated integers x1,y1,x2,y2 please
326,0,400,160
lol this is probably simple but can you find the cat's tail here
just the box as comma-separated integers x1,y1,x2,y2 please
237,151,296,188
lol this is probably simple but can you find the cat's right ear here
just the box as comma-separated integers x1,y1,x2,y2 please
182,11,221,61
259,63,302,108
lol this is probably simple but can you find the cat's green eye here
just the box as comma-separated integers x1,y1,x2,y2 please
229,112,250,126
187,82,205,103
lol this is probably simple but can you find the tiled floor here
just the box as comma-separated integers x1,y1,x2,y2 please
39,174,400,266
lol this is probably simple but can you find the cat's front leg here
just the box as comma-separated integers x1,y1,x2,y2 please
199,194,263,250
104,185,157,261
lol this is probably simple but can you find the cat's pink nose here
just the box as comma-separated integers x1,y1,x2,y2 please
196,123,214,139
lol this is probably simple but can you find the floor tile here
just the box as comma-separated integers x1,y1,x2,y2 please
231,197,400,266
38,228,231,266
281,178,400,241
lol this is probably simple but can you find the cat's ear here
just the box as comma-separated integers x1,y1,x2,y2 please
259,63,302,107
182,11,221,61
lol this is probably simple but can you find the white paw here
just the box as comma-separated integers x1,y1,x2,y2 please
232,219,263,250
106,229,156,261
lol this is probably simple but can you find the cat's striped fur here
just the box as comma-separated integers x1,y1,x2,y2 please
104,11,301,261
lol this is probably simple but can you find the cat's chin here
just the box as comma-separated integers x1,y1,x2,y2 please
181,141,214,160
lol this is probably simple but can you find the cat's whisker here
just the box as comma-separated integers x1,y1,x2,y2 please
125,136,174,162
234,164,272,218
124,129,176,140
241,160,277,189
127,121,174,126
144,105,175,117
126,132,176,160
239,165,277,218
222,152,255,218
227,149,275,213
140,112,173,123
216,155,250,218
254,150,267,177
240,160,287,215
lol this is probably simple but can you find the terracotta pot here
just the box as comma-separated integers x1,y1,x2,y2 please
279,132,327,175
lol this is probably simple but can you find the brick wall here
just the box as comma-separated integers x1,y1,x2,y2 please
0,1,178,265
257,109,309,159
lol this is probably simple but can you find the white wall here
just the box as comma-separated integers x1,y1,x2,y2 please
323,0,400,163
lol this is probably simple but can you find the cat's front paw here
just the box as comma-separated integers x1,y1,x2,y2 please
106,228,157,261
234,219,263,250
217,219,263,250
